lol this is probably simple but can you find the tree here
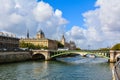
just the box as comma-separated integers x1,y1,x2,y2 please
36,45,41,49
19,41,35,49
99,48,110,51
28,43,35,49
111,43,120,50
76,47,81,50
19,41,48,49
43,46,48,49
57,41,64,48
19,41,28,48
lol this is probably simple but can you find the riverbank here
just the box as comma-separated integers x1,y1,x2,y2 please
0,52,32,63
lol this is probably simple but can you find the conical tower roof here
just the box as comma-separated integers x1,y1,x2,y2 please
37,29,44,35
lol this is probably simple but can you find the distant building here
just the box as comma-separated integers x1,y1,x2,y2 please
60,35,76,50
20,29,58,50
69,41,76,50
20,29,76,50
61,35,66,46
0,32,19,50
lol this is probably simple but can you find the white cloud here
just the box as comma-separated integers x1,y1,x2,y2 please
55,9,62,17
1,0,119,49
9,13,23,24
0,0,67,39
66,0,120,49
33,1,53,22
66,26,85,40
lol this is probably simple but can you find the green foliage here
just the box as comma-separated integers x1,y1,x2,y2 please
19,41,28,48
43,46,48,49
57,41,64,48
99,48,110,51
20,41,35,49
36,45,41,49
111,43,120,50
19,41,48,49
76,48,81,50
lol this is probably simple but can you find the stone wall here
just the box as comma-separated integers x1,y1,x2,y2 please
0,52,32,63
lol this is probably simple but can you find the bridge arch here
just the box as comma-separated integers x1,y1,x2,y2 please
32,52,46,60
115,54,120,62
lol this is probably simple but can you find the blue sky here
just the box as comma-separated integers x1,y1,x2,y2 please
38,0,97,31
0,0,120,49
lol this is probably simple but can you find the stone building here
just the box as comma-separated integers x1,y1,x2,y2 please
69,41,76,50
60,35,76,50
20,30,58,50
61,35,66,46
0,32,19,50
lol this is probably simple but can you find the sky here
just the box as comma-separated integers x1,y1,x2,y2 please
0,0,120,49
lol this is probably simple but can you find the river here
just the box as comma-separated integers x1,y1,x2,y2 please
0,56,113,80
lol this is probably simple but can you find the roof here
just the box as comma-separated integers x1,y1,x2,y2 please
37,29,44,35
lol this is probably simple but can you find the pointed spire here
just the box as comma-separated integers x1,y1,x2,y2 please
27,29,29,38
62,34,65,40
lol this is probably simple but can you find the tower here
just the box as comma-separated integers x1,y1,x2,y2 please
27,29,29,38
61,34,65,46
36,29,45,39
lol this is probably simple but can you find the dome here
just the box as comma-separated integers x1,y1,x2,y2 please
36,29,45,39
37,29,44,35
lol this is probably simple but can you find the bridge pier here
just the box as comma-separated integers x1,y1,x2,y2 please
109,50,120,63
32,50,51,61
44,52,51,61
110,50,116,63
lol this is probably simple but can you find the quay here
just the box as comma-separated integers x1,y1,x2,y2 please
0,51,32,63
113,60,120,80
1,50,120,63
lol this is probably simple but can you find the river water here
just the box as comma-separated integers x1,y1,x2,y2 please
0,56,113,80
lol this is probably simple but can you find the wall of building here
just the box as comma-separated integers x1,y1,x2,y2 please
0,52,32,63
0,36,19,50
20,39,58,50
48,40,58,50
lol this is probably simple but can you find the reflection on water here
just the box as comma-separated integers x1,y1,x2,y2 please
56,55,108,64
0,56,113,80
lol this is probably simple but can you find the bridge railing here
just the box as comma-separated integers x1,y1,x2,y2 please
114,60,120,80
49,50,110,58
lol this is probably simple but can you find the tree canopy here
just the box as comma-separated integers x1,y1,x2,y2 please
99,48,110,51
111,43,120,50
57,41,64,48
19,41,48,49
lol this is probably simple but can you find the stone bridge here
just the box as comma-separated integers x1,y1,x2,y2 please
110,50,120,63
32,50,109,60
32,50,51,60
32,50,120,62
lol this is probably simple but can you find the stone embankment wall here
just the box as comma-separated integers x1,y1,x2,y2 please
0,52,32,63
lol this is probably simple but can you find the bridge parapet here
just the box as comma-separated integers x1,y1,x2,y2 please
113,60,120,80
31,50,110,60
50,50,110,59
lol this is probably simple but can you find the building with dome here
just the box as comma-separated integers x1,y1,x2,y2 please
20,29,58,50
20,29,76,50
36,29,45,39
